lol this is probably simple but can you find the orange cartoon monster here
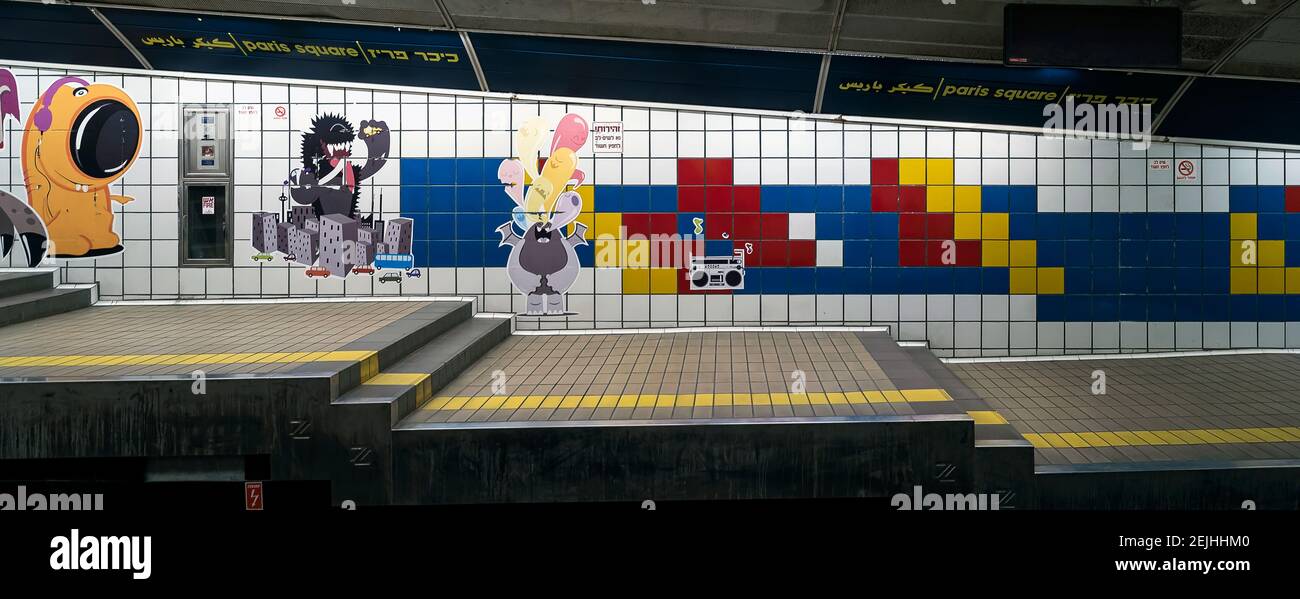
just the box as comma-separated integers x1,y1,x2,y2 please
22,77,141,258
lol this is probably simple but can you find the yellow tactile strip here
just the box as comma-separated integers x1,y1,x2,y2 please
1023,427,1300,449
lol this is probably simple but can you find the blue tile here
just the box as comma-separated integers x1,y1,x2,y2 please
1120,241,1147,267
426,241,455,267
760,187,789,213
1037,213,1063,239
1175,296,1202,321
982,268,1009,294
788,186,817,212
954,268,981,293
789,268,815,293
1091,241,1118,266
816,268,843,294
411,240,429,267
844,240,871,266
1287,238,1300,264
1286,296,1300,321
400,186,428,213
678,212,705,237
816,213,844,239
1148,214,1175,239
1148,267,1175,293
1120,214,1147,239
760,267,788,293
1064,295,1092,321
870,213,899,238
400,159,428,185
1229,186,1258,212
456,158,486,185
1063,214,1091,239
1174,240,1202,266
1286,214,1300,240
1260,186,1286,213
1203,241,1229,267
1204,213,1230,239
844,267,871,293
1174,267,1202,294
1231,295,1257,321
484,241,508,267
816,186,844,212
1203,295,1230,320
622,185,651,212
1147,240,1175,266
982,186,1010,212
1120,295,1147,321
705,240,734,256
428,187,455,212
1037,240,1065,267
924,268,953,293
1120,267,1147,293
845,186,871,212
456,240,484,266
455,213,486,240
1009,186,1036,212
1092,268,1118,293
1259,214,1285,240
1092,295,1118,320
872,267,899,293
1037,295,1064,321
1065,267,1091,293
872,240,898,266
456,186,485,212
1148,295,1175,321
428,159,455,184
844,213,870,239
1203,268,1230,294
650,186,678,212
1259,295,1284,322
1009,213,1036,239
738,268,761,294
1091,213,1119,239
1064,240,1091,267
1174,213,1202,238
899,268,927,293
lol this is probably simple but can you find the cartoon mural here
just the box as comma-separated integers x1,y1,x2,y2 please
1,69,48,267
253,113,412,280
496,113,590,315
21,76,141,258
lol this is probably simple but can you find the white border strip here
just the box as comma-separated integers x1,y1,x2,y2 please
3,57,1298,152
513,325,890,336
93,295,475,307
943,347,1300,364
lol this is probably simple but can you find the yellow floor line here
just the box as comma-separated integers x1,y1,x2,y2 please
363,372,430,386
1022,427,1300,449
967,410,1009,425
0,350,376,368
420,389,954,411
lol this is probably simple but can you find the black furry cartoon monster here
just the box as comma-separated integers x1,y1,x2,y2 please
289,113,390,220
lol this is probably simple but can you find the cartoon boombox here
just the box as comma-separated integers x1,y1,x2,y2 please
687,249,745,290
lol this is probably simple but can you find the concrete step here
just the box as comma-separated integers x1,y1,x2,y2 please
338,316,513,427
0,285,94,328
0,270,55,299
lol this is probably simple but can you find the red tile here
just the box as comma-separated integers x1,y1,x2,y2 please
899,213,926,239
733,186,761,212
649,213,677,236
678,186,706,212
651,237,680,268
760,213,788,239
925,240,948,266
678,158,707,185
871,186,899,212
872,158,899,185
706,214,732,240
789,240,816,267
1287,187,1300,212
706,187,733,212
735,240,756,266
705,158,733,186
956,240,981,266
899,240,926,266
927,213,954,240
622,213,650,238
733,213,761,240
900,186,926,212
759,240,788,266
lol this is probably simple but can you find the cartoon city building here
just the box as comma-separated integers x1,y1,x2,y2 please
288,226,318,266
304,218,320,234
276,222,292,254
290,205,314,229
252,212,279,253
384,217,413,255
354,239,372,267
319,213,359,277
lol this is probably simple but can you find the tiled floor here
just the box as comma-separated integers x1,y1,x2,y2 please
0,301,441,378
946,353,1300,465
404,331,963,424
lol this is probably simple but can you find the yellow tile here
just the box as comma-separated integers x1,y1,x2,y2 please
769,392,791,407
880,390,906,403
1259,267,1284,294
574,212,595,240
650,268,678,294
968,410,1008,425
594,212,622,239
954,186,981,212
954,213,981,240
1037,267,1065,294
624,239,650,268
594,239,620,267
1260,239,1285,267
1009,267,1037,294
981,213,1009,240
862,391,887,404
363,372,427,386
554,395,579,408
1230,213,1256,240
900,388,951,402
1230,240,1256,267
899,158,926,185
1096,432,1128,446
844,391,867,404
1038,433,1071,448
714,393,734,406
824,392,847,405
982,240,1009,267
694,393,714,407
1009,239,1037,267
1230,267,1256,294
1286,268,1300,293
1077,432,1111,447
575,185,595,210
622,268,650,294
1058,433,1091,448
926,186,954,212
925,158,954,185
1021,433,1049,449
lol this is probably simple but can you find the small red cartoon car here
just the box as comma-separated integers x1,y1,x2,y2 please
305,266,331,278
352,265,375,275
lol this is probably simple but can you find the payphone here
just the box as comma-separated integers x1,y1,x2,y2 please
179,104,233,266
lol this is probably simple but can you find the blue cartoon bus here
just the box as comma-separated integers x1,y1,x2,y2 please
374,253,414,271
